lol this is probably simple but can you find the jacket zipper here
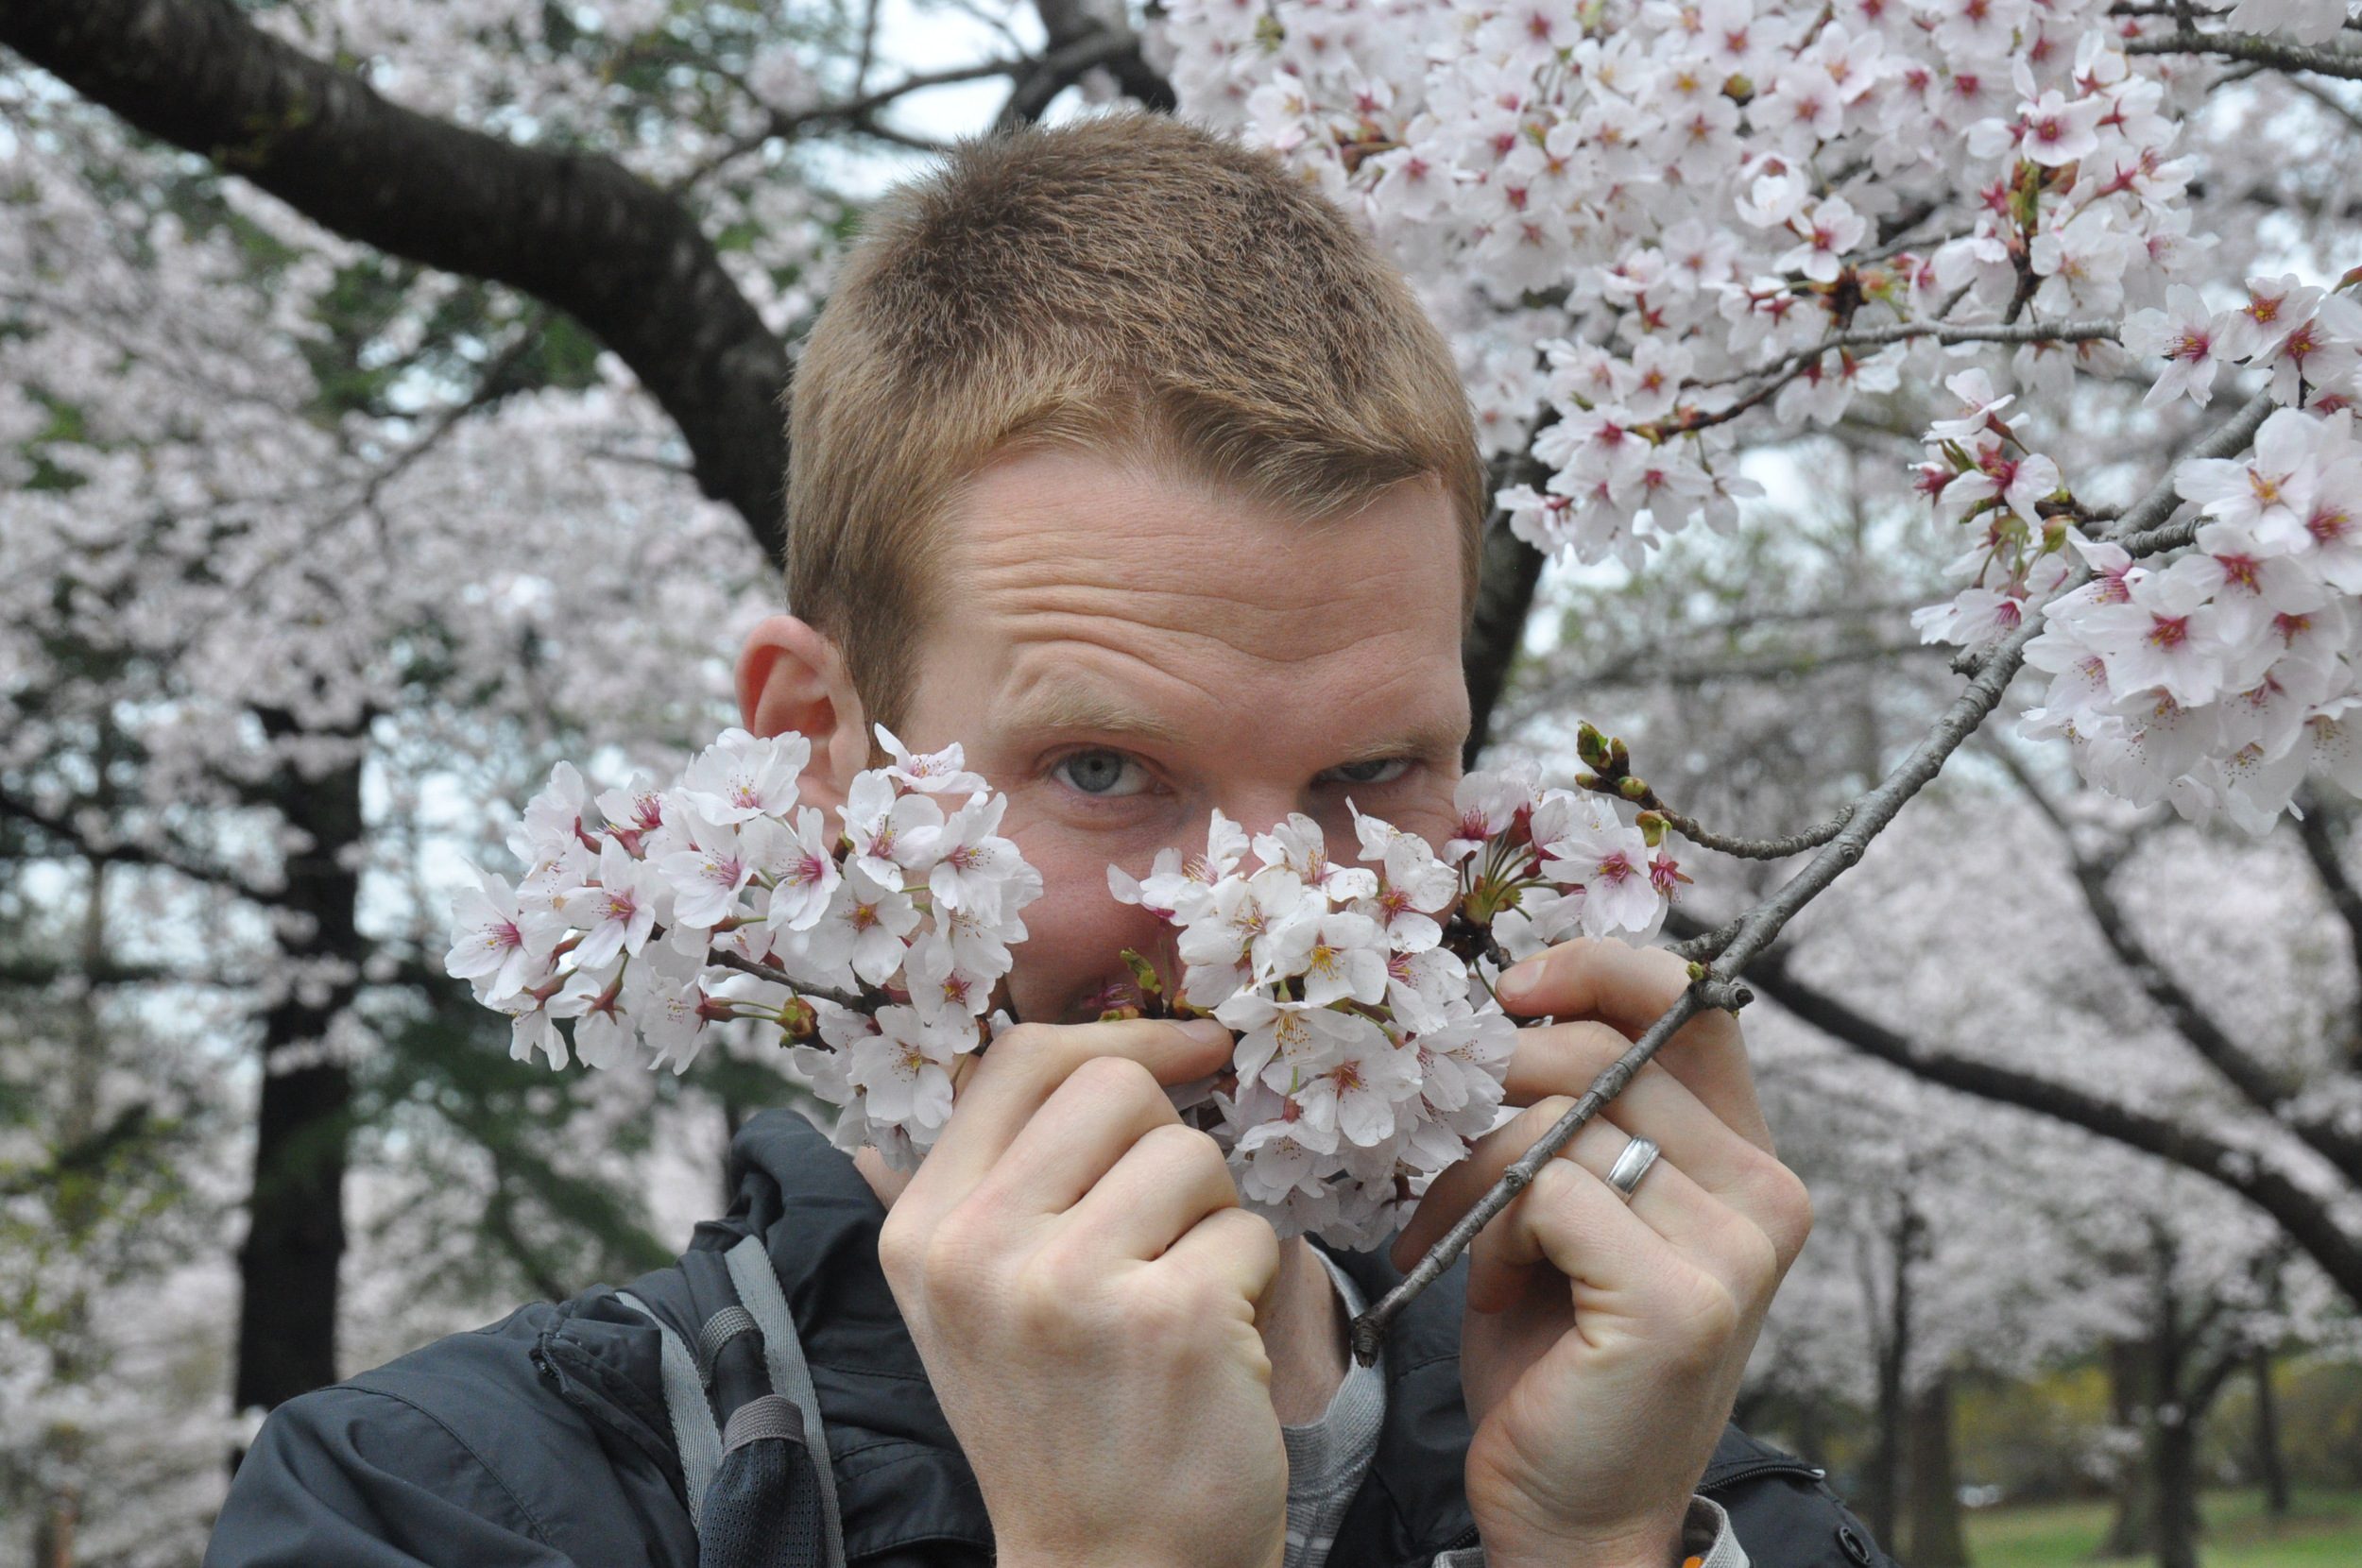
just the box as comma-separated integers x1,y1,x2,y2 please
1701,1457,1827,1494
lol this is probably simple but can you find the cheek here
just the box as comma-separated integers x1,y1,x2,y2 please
1002,831,1176,1023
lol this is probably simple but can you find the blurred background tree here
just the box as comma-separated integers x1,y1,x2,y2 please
4,1,2360,1564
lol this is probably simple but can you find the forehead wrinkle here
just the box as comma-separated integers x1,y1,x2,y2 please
955,498,1457,647
967,535,1458,672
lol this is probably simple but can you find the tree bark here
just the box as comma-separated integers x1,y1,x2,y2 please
231,723,366,1441
1462,509,1548,766
1903,1368,1971,1568
2251,1348,2289,1519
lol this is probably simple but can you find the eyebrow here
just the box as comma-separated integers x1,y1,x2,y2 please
1001,677,1467,765
999,682,1192,748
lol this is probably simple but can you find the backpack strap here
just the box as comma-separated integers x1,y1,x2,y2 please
615,1289,723,1532
723,1235,847,1568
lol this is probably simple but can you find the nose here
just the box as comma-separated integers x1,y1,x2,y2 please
1211,785,1313,861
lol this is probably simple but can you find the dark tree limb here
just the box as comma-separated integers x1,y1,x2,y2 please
1,0,795,562
1002,0,1177,129
1724,928,2362,1311
0,785,274,903
1986,749,2361,1181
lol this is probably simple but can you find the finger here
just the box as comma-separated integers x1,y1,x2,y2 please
1156,1202,1283,1310
1066,1121,1240,1257
913,1017,1232,1203
971,1054,1184,1219
1502,1022,1781,1202
1395,1077,1753,1264
1557,1120,1779,1310
1493,937,1772,1154
1465,1150,1663,1314
1454,1116,1724,1307
1395,1095,1582,1266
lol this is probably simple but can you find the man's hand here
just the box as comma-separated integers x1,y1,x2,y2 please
876,1016,1288,1568
1393,937,1813,1568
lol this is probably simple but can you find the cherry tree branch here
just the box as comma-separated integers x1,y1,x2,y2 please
1353,377,2296,1359
1,0,796,562
2126,29,2362,81
1356,596,2039,1360
2114,388,2280,556
0,786,276,903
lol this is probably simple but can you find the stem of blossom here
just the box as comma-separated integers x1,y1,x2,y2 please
703,946,871,1013
1348,379,2290,1362
1656,318,2120,440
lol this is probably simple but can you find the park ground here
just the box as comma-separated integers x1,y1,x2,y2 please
1963,1488,2362,1568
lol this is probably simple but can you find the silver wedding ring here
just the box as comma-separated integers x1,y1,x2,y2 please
1604,1135,1661,1202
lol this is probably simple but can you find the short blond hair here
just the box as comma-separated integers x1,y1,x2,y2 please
783,109,1487,727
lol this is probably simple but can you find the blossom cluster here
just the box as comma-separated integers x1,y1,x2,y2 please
1158,0,2279,565
1892,275,2362,833
1113,763,1677,1245
1155,0,2362,834
445,725,1041,1168
450,732,1684,1244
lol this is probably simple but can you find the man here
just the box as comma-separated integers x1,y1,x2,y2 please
205,110,1894,1568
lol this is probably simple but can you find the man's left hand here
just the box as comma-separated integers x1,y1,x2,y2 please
1392,937,1814,1568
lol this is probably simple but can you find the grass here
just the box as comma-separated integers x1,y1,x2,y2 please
1961,1487,2362,1568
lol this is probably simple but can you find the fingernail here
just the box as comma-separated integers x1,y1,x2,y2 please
1498,958,1541,1002
1178,1017,1232,1048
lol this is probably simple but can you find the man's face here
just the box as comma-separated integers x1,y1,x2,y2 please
892,445,1471,1026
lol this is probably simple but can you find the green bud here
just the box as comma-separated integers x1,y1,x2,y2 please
1121,947,1164,998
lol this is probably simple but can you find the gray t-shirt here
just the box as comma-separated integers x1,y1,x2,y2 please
1280,1252,1386,1568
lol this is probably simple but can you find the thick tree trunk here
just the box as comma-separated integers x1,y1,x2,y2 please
2097,1338,2155,1559
231,729,366,1442
1864,1199,1920,1547
2148,1229,2202,1568
2153,1412,2202,1568
1903,1368,1971,1568
2251,1349,2289,1518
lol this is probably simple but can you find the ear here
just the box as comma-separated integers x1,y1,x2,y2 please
735,614,867,812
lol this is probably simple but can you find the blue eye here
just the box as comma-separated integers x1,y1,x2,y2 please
1322,758,1413,786
1053,749,1151,797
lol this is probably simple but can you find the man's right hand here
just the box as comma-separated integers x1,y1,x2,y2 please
875,1016,1287,1568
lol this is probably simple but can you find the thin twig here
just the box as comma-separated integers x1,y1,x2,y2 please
1656,798,1860,860
1350,379,2285,1362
